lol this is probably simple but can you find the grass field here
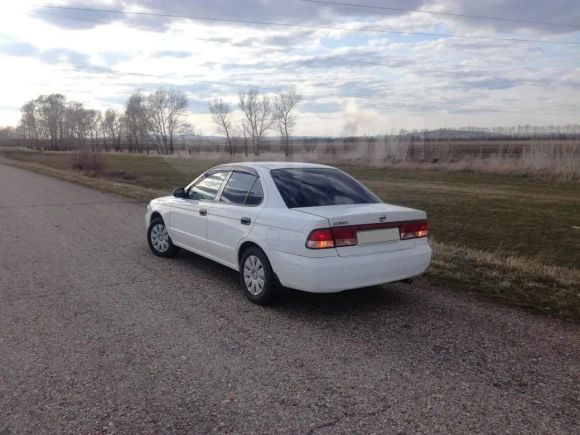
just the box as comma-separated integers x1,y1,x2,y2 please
2,149,579,320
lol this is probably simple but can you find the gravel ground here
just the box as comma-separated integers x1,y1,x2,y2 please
0,164,578,434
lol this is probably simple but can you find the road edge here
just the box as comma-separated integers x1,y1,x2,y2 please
0,158,163,203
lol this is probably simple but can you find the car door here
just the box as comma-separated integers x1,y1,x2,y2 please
169,170,229,254
206,171,264,268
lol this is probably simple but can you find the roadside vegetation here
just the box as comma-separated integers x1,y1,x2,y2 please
2,149,578,320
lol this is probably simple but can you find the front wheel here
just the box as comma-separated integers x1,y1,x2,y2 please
240,247,276,305
147,218,179,258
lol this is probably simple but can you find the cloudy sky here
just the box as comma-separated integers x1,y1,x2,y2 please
0,0,579,136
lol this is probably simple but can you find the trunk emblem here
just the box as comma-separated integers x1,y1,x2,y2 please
379,215,387,223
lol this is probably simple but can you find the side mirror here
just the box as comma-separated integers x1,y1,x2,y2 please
173,187,187,198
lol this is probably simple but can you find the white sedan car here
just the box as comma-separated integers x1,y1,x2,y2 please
146,162,431,304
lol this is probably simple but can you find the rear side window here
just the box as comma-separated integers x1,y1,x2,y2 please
270,168,379,208
220,172,257,205
245,179,263,206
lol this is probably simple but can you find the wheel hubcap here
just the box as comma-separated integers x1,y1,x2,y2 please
243,255,265,296
151,223,170,252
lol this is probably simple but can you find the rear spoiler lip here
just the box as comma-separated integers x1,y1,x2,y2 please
292,206,426,224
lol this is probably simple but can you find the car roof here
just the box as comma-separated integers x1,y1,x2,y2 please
214,162,334,171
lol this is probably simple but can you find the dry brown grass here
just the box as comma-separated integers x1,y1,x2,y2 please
340,142,580,182
173,141,580,182
6,138,579,181
71,150,105,175
361,155,580,182
428,241,580,319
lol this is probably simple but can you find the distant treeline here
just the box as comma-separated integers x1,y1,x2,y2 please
0,88,303,156
325,126,580,143
0,91,579,155
0,90,191,155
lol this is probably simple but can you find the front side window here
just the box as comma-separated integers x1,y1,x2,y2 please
270,168,379,208
188,171,228,200
220,172,257,205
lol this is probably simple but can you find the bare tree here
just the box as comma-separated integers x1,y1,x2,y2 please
63,102,97,148
0,126,16,147
125,91,148,153
36,94,66,149
209,98,234,155
102,109,118,150
114,112,126,151
146,88,188,154
239,89,274,156
20,100,38,143
273,89,302,156
96,111,108,150
87,110,100,150
19,94,66,149
97,109,125,151
234,122,251,157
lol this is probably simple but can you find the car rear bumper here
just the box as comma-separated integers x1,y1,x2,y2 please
270,241,432,293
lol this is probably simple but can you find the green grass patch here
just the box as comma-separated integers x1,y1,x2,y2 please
346,166,580,270
1,149,216,191
427,242,579,320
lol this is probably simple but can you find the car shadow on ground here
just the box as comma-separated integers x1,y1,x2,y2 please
155,249,466,370
171,249,412,316
275,284,409,313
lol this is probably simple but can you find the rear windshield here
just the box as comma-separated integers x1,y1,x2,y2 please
271,168,379,208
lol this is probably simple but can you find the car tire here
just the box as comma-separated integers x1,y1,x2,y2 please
147,217,179,258
240,246,276,305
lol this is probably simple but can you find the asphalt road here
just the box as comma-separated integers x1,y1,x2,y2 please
0,164,578,434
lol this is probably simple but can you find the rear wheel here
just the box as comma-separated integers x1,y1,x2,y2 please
240,246,276,305
148,217,179,258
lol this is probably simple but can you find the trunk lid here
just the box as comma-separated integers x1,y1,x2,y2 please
295,203,426,257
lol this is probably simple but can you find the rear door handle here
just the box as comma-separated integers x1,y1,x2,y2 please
199,209,207,216
240,217,251,225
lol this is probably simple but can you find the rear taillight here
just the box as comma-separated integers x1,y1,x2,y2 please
306,227,358,249
306,219,428,249
330,226,357,247
399,220,429,239
306,229,335,249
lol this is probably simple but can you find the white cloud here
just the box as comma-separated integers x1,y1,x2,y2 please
0,0,579,133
